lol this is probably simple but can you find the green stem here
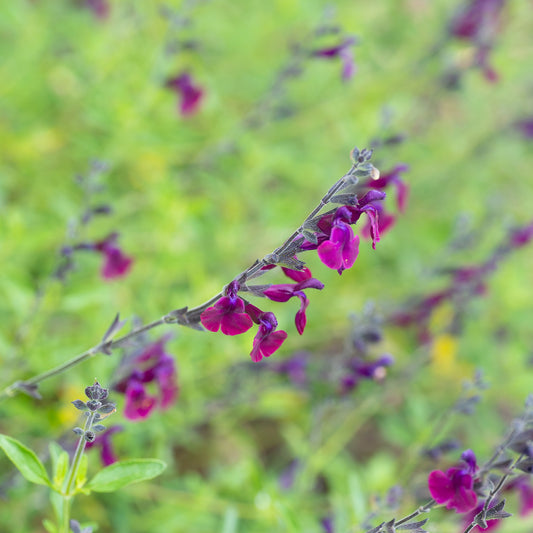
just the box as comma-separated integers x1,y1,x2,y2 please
64,412,96,496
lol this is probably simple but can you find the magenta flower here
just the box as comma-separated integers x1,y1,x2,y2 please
365,164,409,212
317,207,360,274
122,378,157,421
114,336,178,420
449,0,505,82
86,425,123,466
263,267,324,334
312,37,357,81
245,304,288,362
428,449,479,513
449,0,504,41
200,280,253,335
165,72,204,116
95,234,133,280
508,221,533,248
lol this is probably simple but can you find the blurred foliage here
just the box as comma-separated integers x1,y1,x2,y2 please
1,0,533,532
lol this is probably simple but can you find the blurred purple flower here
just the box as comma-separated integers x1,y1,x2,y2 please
279,459,300,490
449,0,504,41
449,0,505,82
272,352,308,386
84,0,109,19
95,234,133,280
263,267,324,333
515,118,533,139
200,280,254,335
340,354,394,394
313,37,357,81
245,304,288,362
114,336,178,420
320,516,334,533
428,449,479,513
86,425,123,466
508,221,533,248
165,72,204,116
365,164,409,212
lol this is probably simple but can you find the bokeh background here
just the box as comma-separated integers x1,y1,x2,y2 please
1,1,532,531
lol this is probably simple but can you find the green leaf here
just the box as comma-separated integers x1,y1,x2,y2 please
86,459,166,493
0,434,51,487
49,442,69,490
75,454,88,489
43,519,58,533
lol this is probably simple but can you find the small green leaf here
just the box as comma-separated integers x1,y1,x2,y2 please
0,434,51,487
86,459,166,493
75,454,88,489
49,443,69,490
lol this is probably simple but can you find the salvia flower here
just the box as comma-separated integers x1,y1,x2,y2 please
200,280,254,335
95,233,133,280
245,304,288,362
312,37,357,81
317,206,360,274
165,72,204,116
448,0,505,82
86,425,123,466
114,336,178,421
263,267,324,334
364,164,409,212
428,449,479,513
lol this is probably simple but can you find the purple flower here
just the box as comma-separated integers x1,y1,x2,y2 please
313,37,357,81
86,425,123,466
448,0,505,82
515,118,533,139
122,378,157,421
340,354,394,394
114,336,178,421
508,221,533,248
428,449,479,513
84,0,110,19
263,267,324,334
95,234,133,280
365,164,409,212
320,516,334,533
165,72,204,116
449,0,504,41
200,280,254,335
317,207,360,274
505,476,533,516
245,304,288,363
272,352,308,386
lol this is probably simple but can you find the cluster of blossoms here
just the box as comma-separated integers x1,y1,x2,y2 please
389,219,533,343
61,232,133,281
448,0,506,83
113,335,178,420
197,150,408,362
428,448,533,531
